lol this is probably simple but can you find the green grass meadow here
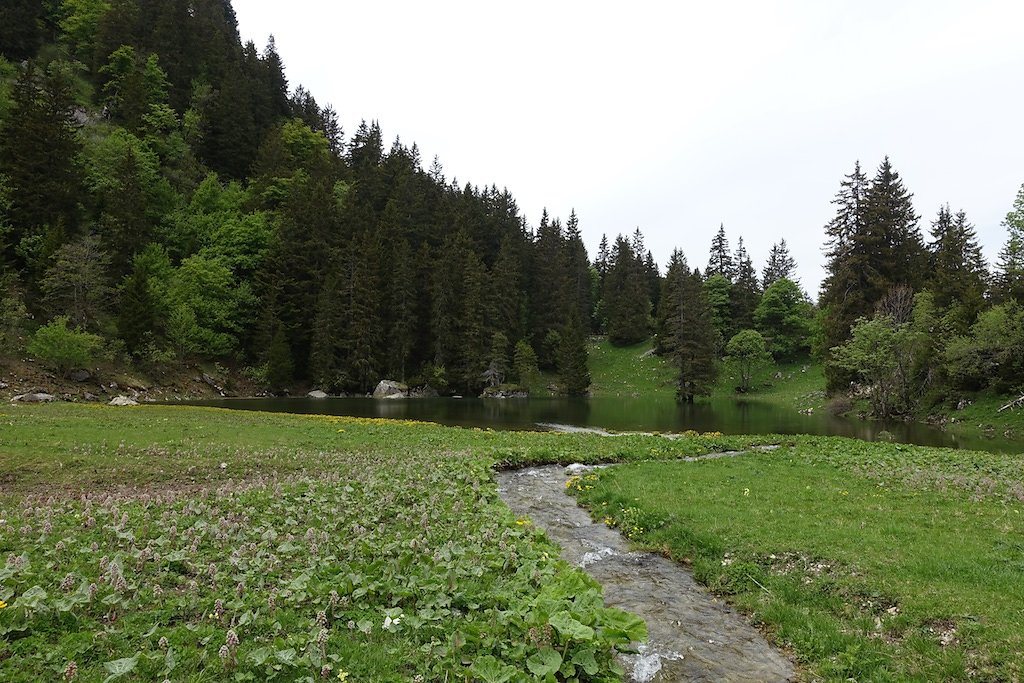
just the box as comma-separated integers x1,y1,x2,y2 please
1,401,1022,681
570,438,1024,681
0,403,756,682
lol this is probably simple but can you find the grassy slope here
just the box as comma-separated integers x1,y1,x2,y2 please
571,439,1024,681
0,403,768,682
712,360,827,412
586,338,675,399
587,336,826,412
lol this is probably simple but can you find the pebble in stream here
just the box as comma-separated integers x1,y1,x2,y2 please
496,465,795,683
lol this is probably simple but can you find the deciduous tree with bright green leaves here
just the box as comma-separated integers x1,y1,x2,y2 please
724,329,771,393
26,316,103,378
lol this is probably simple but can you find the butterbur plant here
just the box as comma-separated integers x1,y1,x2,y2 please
0,412,654,682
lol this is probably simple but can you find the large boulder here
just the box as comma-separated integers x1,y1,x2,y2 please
408,385,440,398
70,369,92,383
109,395,138,406
372,380,407,399
307,390,329,399
11,392,55,403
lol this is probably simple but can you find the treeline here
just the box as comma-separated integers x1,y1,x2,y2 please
1,1,1022,410
0,0,596,395
819,159,1024,416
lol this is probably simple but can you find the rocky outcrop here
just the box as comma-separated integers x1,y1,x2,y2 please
306,390,329,399
70,369,92,382
408,385,439,398
109,396,139,406
11,392,55,403
372,380,408,399
481,385,529,399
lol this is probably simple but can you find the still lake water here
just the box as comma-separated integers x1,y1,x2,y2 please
186,396,1023,454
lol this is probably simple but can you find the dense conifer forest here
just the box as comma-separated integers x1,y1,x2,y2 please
1,0,1022,412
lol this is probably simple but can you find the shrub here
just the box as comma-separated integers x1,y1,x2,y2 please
26,316,103,378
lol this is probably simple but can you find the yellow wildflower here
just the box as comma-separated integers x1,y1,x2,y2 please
337,670,349,681
0,600,7,609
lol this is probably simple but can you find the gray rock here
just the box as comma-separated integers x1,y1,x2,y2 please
70,369,92,382
307,390,329,399
372,379,407,399
109,395,138,406
408,385,439,398
0,381,8,389
12,392,55,403
481,387,529,399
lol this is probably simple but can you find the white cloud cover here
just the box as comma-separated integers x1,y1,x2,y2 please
232,0,1024,295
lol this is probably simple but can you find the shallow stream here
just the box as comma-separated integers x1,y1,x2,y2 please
496,461,795,682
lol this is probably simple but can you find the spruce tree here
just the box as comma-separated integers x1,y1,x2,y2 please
706,223,734,280
0,64,83,271
864,157,925,291
385,239,417,381
528,208,568,365
0,0,44,61
729,236,760,337
658,250,719,401
563,210,592,324
558,308,591,395
702,273,732,353
266,323,294,393
595,234,610,279
489,234,526,343
927,205,987,330
309,265,345,390
602,235,650,345
996,183,1024,303
762,238,797,288
819,161,871,370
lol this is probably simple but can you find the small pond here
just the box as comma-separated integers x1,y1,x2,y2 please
184,396,1023,454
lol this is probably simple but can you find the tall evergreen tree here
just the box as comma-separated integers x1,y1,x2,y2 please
528,209,568,365
595,234,610,279
927,205,987,330
864,156,925,291
702,273,732,353
384,239,417,381
819,161,870,368
0,64,83,272
602,234,649,345
563,210,592,323
996,183,1024,303
762,238,797,288
558,308,591,395
0,0,44,61
658,250,719,401
489,234,526,343
706,223,734,280
729,236,760,336
819,158,924,390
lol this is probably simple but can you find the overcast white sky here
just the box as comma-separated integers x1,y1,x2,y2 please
233,0,1024,297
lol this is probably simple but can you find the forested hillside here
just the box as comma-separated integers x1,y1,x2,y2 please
1,0,1022,412
0,0,602,396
